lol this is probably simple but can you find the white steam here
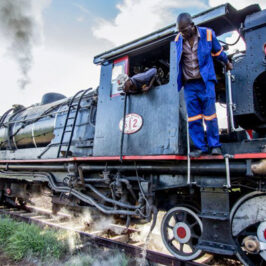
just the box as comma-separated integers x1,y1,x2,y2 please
0,0,50,89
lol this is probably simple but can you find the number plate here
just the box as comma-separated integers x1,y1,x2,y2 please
119,113,143,134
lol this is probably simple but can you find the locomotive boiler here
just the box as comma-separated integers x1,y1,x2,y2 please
0,3,265,265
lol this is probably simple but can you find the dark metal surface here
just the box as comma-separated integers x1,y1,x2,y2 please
232,9,266,132
0,160,247,176
198,188,236,256
0,91,96,159
41,93,66,105
93,42,184,156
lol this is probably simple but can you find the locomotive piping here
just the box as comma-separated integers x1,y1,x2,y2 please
0,161,248,175
0,170,142,216
79,162,247,175
85,183,140,210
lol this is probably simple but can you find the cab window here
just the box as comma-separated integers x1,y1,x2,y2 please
111,56,129,97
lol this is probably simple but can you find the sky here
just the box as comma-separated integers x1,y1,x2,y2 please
0,0,265,114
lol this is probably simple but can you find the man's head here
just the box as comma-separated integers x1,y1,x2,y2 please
116,73,129,91
177,13,195,40
123,79,133,93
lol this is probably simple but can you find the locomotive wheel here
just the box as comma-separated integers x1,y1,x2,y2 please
230,192,266,266
161,206,203,261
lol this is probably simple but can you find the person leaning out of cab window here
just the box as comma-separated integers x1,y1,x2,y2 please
117,67,157,94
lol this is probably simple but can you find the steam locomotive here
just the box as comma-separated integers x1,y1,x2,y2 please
0,3,265,265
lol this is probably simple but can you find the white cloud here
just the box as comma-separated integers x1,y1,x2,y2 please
73,3,91,15
209,0,266,10
225,31,246,54
93,0,207,46
0,46,100,113
76,16,85,22
209,1,265,54
31,0,52,42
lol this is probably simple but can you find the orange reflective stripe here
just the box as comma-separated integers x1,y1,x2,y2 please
188,114,203,122
175,33,181,42
211,47,223,57
203,114,217,121
206,29,212,41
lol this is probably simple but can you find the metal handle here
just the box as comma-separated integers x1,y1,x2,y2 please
226,70,237,132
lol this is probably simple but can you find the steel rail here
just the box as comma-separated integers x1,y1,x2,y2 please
0,205,203,266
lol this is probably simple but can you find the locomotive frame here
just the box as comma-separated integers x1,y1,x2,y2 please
0,3,266,265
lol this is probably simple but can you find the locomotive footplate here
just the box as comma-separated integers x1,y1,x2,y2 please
197,188,236,255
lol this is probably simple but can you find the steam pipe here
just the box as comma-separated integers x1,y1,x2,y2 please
0,164,66,171
85,183,140,209
120,178,137,201
83,177,137,200
0,161,248,175
80,162,246,175
0,170,139,216
83,178,107,182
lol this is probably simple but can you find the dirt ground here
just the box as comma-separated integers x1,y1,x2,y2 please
0,250,35,266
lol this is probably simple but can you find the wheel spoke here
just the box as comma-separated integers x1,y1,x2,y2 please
241,230,256,236
191,233,199,239
174,211,188,223
188,240,195,251
167,237,175,244
181,211,188,223
180,243,184,252
190,221,198,228
174,213,180,223
167,224,174,229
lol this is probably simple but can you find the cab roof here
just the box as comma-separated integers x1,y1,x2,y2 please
93,3,260,65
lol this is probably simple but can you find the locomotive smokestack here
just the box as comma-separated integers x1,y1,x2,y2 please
0,0,40,89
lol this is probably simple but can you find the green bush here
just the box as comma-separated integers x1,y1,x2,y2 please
0,216,67,260
0,216,130,265
0,217,17,245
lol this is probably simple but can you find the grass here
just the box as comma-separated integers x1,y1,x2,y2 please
0,216,67,261
65,251,128,266
0,216,130,265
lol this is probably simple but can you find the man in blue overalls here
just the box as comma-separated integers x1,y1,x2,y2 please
176,13,233,157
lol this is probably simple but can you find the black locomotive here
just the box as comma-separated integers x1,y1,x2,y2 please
0,3,265,265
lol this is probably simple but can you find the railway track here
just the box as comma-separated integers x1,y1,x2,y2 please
0,204,206,266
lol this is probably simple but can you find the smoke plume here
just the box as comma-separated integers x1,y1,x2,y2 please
0,0,46,89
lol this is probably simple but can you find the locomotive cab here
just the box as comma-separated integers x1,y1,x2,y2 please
93,35,183,156
93,3,266,157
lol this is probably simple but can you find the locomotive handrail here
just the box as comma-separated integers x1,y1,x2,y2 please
120,93,128,162
186,117,191,185
56,90,84,158
226,70,237,132
65,88,92,157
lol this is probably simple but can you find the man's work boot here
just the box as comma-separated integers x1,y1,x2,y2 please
189,149,206,157
211,147,222,155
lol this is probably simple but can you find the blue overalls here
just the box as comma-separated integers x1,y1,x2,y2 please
175,27,228,152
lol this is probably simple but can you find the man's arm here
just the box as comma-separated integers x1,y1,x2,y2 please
211,29,233,71
142,75,156,92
